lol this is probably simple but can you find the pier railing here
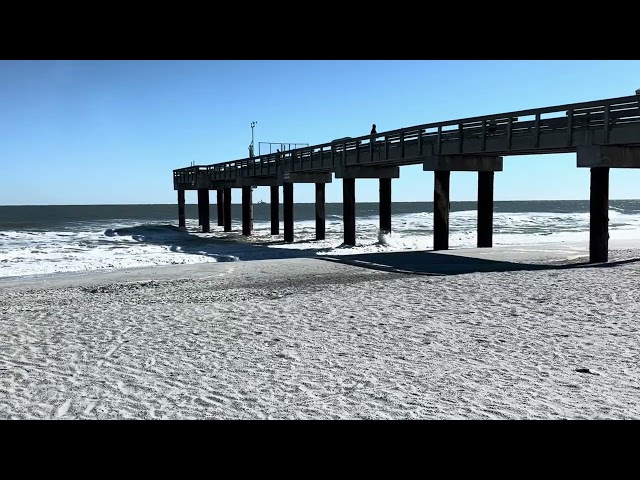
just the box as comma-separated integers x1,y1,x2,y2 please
174,95,640,187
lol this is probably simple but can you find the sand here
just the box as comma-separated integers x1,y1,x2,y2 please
1,240,640,419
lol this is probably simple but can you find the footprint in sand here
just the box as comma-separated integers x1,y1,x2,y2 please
575,367,600,375
104,344,120,358
116,381,129,395
216,265,237,277
57,399,71,418
84,402,96,415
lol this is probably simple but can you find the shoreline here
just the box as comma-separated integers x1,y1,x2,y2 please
2,238,640,291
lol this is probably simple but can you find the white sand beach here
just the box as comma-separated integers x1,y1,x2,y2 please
1,239,640,419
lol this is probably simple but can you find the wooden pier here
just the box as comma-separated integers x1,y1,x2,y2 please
173,94,640,263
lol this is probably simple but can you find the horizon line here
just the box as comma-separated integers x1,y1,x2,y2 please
2,199,640,207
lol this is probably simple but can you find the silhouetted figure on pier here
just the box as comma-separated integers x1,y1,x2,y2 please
370,124,378,153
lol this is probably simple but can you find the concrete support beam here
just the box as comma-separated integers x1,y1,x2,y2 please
423,155,503,172
197,188,210,233
211,181,237,190
335,166,400,179
216,189,224,227
270,185,279,235
379,178,392,234
433,171,450,251
283,182,294,243
280,172,333,184
577,145,640,168
194,176,210,189
343,178,356,246
590,167,609,263
315,182,326,240
223,188,232,232
242,185,253,236
236,177,281,187
477,171,494,248
177,190,186,229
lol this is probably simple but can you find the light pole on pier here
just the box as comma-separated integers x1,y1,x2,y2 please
249,121,257,158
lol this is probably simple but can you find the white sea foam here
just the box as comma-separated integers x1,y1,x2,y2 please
1,208,640,279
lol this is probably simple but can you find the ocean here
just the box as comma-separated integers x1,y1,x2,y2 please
1,200,640,280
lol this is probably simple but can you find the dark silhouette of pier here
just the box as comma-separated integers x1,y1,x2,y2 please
173,93,640,263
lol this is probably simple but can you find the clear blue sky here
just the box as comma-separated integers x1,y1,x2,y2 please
1,60,640,205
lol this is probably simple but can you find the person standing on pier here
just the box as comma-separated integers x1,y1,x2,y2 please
371,124,378,154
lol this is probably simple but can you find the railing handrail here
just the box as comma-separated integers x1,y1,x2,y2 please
174,94,640,175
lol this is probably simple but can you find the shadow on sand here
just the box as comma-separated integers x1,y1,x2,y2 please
108,224,332,262
319,250,640,276
111,225,640,276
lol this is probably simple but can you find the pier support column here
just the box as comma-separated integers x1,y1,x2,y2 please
197,188,210,233
270,185,280,235
177,190,186,228
283,182,294,243
242,186,253,236
315,182,326,240
433,171,450,251
343,178,356,246
335,166,398,246
575,145,640,263
590,167,609,263
424,155,502,251
379,178,392,234
223,187,232,232
197,190,203,226
477,171,494,248
276,172,331,242
217,189,224,227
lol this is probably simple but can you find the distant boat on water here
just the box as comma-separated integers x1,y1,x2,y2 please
257,200,266,204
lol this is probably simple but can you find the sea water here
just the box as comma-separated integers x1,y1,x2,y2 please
1,201,640,279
